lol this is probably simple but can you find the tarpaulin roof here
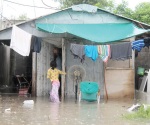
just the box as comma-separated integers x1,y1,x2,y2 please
36,23,150,43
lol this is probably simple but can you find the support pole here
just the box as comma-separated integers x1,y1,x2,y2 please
104,62,108,101
130,37,135,99
32,52,37,96
61,38,66,101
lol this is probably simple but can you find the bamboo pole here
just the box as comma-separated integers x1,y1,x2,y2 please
61,38,66,101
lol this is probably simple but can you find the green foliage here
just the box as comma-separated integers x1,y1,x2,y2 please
60,0,99,9
113,0,133,18
95,0,114,12
123,105,150,120
133,2,150,24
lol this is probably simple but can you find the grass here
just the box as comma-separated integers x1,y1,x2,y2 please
123,105,150,120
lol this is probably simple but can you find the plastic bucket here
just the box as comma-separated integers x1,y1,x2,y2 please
137,67,145,75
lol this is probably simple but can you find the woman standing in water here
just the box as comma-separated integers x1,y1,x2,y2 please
47,61,66,103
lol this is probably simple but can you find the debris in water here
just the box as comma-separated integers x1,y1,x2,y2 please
124,104,150,120
5,108,11,113
23,100,34,104
127,103,140,112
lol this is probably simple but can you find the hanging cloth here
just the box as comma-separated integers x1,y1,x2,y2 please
144,37,150,48
97,45,110,63
70,43,85,62
31,36,42,53
10,25,32,56
84,45,98,61
131,39,145,52
110,42,132,60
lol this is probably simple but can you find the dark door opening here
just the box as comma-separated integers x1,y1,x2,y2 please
0,41,32,94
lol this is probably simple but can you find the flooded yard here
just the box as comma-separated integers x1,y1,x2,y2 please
0,95,149,125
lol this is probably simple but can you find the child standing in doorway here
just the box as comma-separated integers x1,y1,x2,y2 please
47,61,66,103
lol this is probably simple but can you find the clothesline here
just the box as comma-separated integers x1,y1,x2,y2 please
70,42,132,63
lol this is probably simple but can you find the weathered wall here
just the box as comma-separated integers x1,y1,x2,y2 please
135,47,150,69
105,69,134,98
65,41,104,98
105,49,134,99
36,40,54,96
135,47,150,90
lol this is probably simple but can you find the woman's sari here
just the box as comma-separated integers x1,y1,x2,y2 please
50,81,60,103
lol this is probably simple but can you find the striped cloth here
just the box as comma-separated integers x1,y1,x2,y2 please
131,39,145,52
97,45,110,63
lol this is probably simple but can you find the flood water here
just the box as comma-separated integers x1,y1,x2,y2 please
0,95,149,125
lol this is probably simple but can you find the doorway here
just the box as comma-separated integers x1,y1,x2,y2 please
53,47,62,98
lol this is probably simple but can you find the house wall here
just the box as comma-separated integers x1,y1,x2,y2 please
36,40,54,96
66,41,104,98
0,5,135,98
105,40,135,99
135,47,150,68
105,69,134,98
135,47,150,90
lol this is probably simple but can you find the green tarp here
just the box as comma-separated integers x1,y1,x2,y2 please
36,23,149,43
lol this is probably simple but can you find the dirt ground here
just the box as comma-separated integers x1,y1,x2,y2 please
0,95,149,125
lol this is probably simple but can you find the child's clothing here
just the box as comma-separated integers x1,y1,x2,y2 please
47,68,66,103
47,68,66,82
50,81,60,103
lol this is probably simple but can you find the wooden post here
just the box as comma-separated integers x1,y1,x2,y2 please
131,37,135,99
132,50,136,99
104,62,108,101
61,38,66,101
32,52,37,96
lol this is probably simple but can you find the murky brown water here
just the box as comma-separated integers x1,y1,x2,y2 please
0,95,149,125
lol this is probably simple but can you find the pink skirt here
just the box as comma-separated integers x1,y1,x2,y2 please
50,81,60,103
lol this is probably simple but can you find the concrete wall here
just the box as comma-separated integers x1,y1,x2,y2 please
36,40,54,96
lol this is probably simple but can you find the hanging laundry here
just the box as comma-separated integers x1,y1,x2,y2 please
70,43,85,62
84,45,98,61
31,36,42,53
110,42,132,60
144,37,150,48
97,45,110,63
131,39,145,52
10,25,32,56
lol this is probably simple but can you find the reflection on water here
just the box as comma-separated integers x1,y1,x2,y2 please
0,95,149,125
